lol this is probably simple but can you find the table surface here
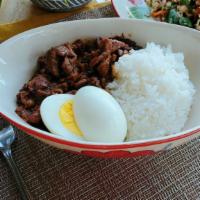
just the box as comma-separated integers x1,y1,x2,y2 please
0,0,108,24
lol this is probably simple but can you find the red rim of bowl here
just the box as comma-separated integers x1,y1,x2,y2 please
1,112,200,150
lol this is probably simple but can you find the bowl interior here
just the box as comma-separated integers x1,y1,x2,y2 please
0,18,200,144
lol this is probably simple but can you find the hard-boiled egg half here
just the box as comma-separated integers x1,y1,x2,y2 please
40,94,84,141
40,86,127,143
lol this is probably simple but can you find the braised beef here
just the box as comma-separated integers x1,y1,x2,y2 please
16,35,141,127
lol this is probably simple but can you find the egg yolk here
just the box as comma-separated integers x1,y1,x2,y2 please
59,100,83,137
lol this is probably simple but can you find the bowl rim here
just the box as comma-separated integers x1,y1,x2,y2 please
2,112,200,150
1,18,200,150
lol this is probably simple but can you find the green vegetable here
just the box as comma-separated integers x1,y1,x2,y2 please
179,17,193,27
180,0,190,5
166,9,181,24
167,8,193,27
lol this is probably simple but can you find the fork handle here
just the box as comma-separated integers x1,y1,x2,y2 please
2,148,29,200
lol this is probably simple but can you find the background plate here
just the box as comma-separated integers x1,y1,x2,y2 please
112,0,151,19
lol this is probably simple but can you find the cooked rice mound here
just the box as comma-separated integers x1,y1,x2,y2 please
108,43,195,141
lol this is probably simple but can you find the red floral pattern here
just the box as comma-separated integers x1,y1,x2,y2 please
81,150,155,158
128,0,145,5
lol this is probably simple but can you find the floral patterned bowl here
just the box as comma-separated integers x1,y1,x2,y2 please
31,0,92,12
0,18,200,158
112,0,151,19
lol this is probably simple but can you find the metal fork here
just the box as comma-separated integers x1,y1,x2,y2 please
0,126,28,200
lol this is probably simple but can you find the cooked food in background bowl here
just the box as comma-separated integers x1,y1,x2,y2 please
0,18,200,158
112,0,200,31
146,0,200,30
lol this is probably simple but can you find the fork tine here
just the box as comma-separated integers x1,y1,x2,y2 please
1,125,14,134
0,126,15,141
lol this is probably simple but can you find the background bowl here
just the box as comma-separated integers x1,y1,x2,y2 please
0,18,200,158
30,0,92,12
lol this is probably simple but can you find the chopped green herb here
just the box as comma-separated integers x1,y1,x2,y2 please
179,17,193,27
180,0,191,6
166,9,180,24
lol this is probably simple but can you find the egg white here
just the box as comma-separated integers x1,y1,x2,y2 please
73,86,127,143
40,94,84,142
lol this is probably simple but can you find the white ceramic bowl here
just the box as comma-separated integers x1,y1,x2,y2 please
0,18,200,158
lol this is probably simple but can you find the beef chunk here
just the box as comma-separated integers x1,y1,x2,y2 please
16,35,140,128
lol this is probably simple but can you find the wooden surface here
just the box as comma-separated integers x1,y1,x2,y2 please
0,0,107,24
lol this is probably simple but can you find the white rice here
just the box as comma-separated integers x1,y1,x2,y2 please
107,43,195,141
